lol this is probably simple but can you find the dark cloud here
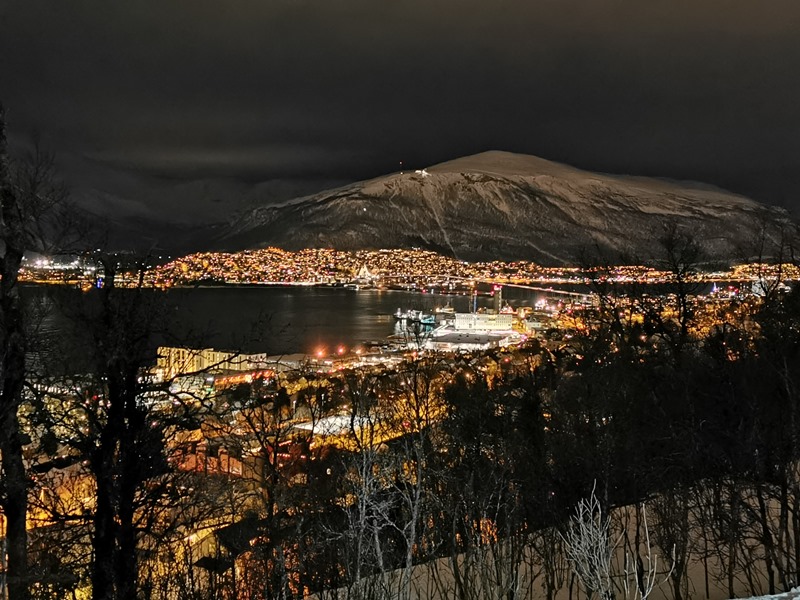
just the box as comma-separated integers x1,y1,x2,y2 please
2,0,799,224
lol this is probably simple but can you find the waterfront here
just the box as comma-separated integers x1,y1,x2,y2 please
27,285,544,357
27,279,736,358
16,278,799,600
161,281,737,354
164,286,522,355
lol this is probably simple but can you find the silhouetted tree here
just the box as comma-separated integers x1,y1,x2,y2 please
1,103,80,600
0,101,31,600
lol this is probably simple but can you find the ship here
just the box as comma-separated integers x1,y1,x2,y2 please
393,309,436,326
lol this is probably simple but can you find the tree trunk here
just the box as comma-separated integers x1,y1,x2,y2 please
91,267,146,600
91,371,123,600
115,368,144,600
91,463,117,600
792,491,800,587
0,102,31,600
756,483,777,595
0,431,28,600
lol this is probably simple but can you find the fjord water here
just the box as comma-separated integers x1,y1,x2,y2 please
163,286,504,354
28,281,725,357
28,285,511,357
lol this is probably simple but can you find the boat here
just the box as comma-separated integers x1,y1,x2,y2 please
434,303,456,315
394,309,436,325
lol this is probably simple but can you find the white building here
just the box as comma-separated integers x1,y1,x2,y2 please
424,331,523,352
453,313,514,332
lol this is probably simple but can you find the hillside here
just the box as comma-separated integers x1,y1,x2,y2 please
218,151,793,265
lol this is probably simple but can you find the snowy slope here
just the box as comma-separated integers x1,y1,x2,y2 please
219,151,793,265
733,590,800,600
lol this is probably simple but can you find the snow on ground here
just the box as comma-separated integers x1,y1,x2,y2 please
734,589,800,600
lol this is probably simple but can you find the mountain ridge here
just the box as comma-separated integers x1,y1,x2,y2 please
216,150,793,265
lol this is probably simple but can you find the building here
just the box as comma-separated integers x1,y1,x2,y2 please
157,347,245,379
453,313,514,332
157,347,309,380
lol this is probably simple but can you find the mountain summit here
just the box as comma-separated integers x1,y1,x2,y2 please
219,151,792,265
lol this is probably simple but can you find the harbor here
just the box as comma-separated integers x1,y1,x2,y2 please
389,286,559,352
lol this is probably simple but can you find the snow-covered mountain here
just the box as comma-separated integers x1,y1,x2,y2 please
218,151,793,265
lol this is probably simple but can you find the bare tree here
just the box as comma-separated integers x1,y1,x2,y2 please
562,489,672,600
0,103,81,600
529,525,569,600
620,504,674,600
650,486,692,600
0,101,31,600
334,371,393,600
652,223,704,364
26,258,240,600
561,488,618,600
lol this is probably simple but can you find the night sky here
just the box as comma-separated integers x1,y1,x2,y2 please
2,0,799,227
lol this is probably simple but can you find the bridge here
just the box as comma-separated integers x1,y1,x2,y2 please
445,275,595,303
499,282,594,303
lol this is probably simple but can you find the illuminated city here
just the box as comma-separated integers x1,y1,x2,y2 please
10,243,800,598
3,2,800,599
20,247,800,289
